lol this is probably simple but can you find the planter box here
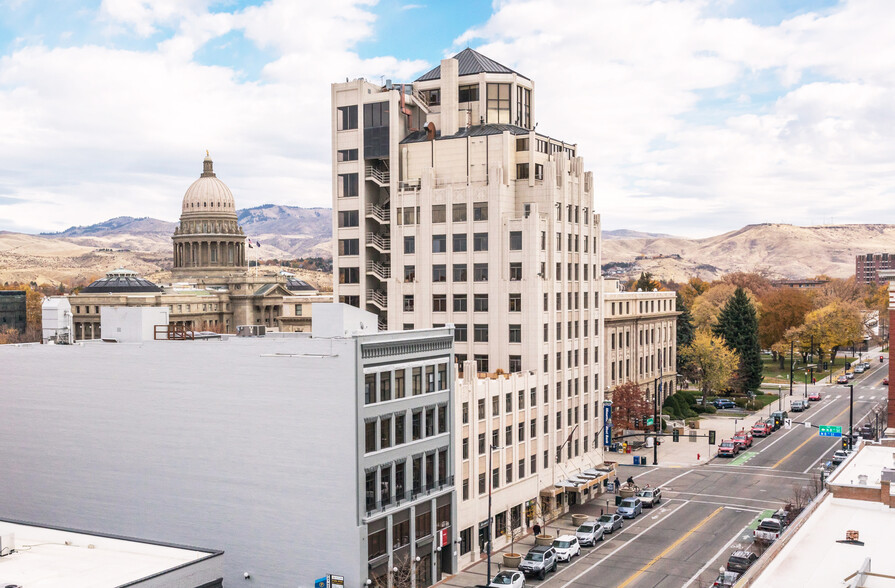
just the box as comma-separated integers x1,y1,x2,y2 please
503,553,522,567
571,514,589,527
535,534,554,546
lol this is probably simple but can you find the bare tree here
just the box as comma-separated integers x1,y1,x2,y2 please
372,554,426,588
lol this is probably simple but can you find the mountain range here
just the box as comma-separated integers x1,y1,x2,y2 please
3,208,893,286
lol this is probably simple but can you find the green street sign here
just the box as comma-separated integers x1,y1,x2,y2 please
646,417,654,426
819,425,842,437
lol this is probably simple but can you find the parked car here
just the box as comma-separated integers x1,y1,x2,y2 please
713,398,737,409
832,449,850,465
754,517,785,543
790,399,807,412
884,377,889,386
636,487,662,508
752,421,771,437
576,520,604,546
733,430,753,449
519,546,558,580
764,417,776,432
597,513,623,534
846,372,855,380
855,365,866,374
726,550,759,574
808,390,821,401
862,361,870,369
837,375,849,384
489,571,525,588
718,440,739,457
712,570,740,587
617,497,643,519
552,535,580,562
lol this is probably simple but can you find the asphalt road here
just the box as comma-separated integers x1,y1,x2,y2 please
523,361,889,588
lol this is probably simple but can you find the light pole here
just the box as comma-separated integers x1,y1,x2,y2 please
847,384,854,451
789,339,794,397
778,385,782,410
486,442,499,584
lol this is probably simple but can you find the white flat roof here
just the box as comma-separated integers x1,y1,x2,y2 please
751,495,895,587
828,445,895,489
0,520,219,588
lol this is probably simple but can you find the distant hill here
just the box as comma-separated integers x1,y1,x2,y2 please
602,229,677,240
601,223,894,282
9,211,895,286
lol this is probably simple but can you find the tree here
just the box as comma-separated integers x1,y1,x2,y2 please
678,277,710,309
758,288,812,355
633,272,659,292
690,283,738,331
722,272,774,298
713,287,763,391
680,331,739,405
795,301,863,364
676,292,695,374
610,382,651,431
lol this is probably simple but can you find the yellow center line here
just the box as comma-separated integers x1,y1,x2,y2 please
617,507,724,588
772,404,851,469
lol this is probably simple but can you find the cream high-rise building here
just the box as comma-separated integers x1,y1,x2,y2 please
333,49,610,567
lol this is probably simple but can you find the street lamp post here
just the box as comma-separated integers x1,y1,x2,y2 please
789,340,794,397
848,384,854,451
778,385,782,410
653,363,663,466
486,443,499,585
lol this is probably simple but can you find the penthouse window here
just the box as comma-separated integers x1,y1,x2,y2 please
336,105,357,130
422,88,440,106
458,84,479,103
487,83,510,124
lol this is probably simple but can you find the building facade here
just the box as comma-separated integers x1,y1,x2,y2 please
0,304,456,587
69,156,330,340
603,280,678,403
332,48,609,567
856,253,895,285
0,290,27,333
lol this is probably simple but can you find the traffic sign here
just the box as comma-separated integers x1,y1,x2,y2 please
784,418,792,430
819,425,842,437
646,417,654,426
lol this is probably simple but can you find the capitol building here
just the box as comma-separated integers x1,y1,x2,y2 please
69,154,329,340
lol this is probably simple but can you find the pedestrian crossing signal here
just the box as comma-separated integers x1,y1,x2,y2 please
673,429,680,442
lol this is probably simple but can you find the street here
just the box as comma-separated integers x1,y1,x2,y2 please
449,359,889,588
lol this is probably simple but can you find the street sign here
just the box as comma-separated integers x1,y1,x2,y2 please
646,417,654,426
437,527,448,547
603,403,613,447
315,579,326,588
804,421,811,429
819,425,843,437
784,418,792,430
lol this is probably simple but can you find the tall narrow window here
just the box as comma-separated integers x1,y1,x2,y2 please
487,83,511,124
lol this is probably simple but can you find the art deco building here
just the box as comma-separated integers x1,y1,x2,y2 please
332,49,609,566
69,155,329,339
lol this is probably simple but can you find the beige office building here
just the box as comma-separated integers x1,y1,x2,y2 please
603,280,678,402
332,49,609,565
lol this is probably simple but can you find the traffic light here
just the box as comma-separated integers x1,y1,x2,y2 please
709,430,716,445
842,437,849,450
673,429,680,442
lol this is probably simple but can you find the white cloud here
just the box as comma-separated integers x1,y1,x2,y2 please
456,0,895,236
0,0,427,232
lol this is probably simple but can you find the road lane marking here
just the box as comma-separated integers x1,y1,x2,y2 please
800,403,883,473
701,467,810,481
729,450,758,465
631,467,658,479
557,501,690,588
682,518,755,587
772,403,852,469
616,507,724,588
686,499,764,511
665,491,781,505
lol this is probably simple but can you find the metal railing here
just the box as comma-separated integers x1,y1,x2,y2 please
365,233,391,252
366,260,391,280
365,165,390,186
365,203,390,223
367,289,388,309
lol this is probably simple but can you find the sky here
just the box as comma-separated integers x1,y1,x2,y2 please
0,0,893,237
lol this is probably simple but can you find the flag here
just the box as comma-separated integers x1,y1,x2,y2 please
248,241,253,248
256,241,261,248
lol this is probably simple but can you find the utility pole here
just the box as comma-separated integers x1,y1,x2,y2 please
789,339,794,397
848,384,854,451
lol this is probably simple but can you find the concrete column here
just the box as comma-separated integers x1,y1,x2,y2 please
440,58,459,136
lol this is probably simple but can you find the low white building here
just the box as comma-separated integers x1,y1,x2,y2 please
0,303,457,587
0,518,222,588
41,296,73,344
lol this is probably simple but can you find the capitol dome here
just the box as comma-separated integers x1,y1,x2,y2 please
181,154,236,214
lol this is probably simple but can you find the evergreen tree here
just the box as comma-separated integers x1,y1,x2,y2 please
633,272,659,292
712,287,763,391
676,291,695,374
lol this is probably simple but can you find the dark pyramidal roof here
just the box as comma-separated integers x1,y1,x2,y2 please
415,48,528,82
285,277,316,292
82,269,162,294
400,123,530,144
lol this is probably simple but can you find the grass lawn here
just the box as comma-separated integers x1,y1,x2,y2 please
762,353,863,384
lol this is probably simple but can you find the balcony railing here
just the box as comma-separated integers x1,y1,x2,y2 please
366,260,391,280
367,288,388,310
364,475,454,517
365,202,390,223
365,233,390,253
365,165,390,186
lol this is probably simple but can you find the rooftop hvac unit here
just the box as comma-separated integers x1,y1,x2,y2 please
236,325,266,337
0,532,14,556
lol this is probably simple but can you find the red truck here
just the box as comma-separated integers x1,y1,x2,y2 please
718,440,739,457
751,421,771,437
